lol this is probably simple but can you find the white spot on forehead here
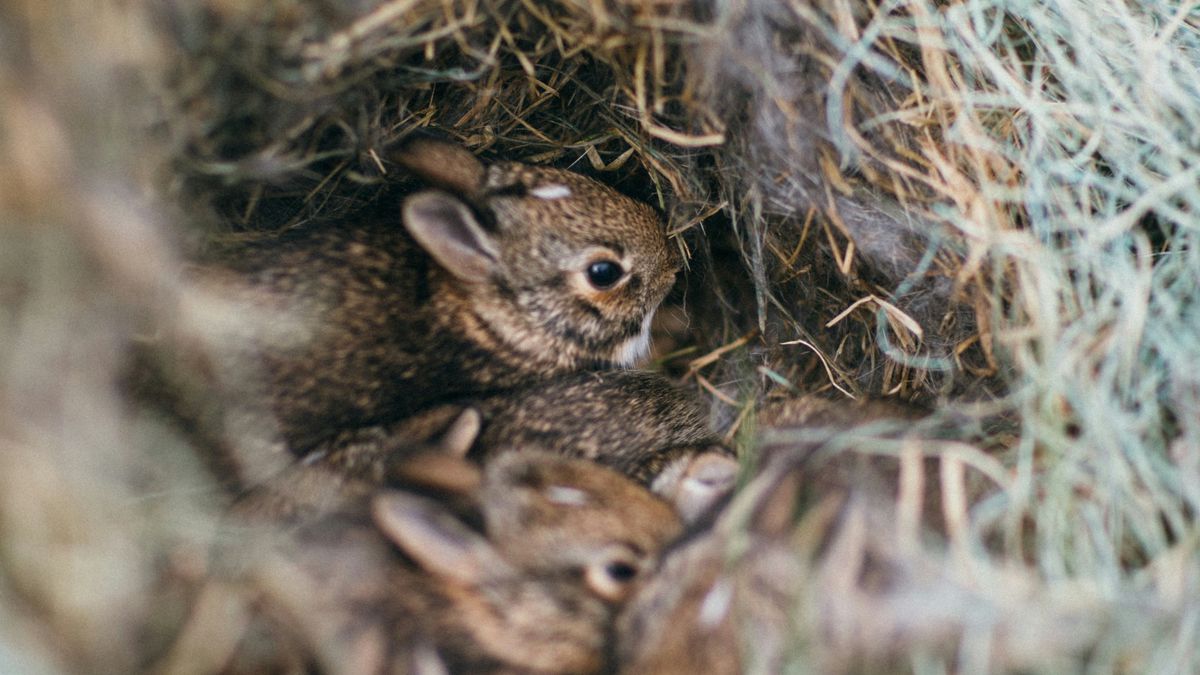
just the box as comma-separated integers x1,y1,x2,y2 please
530,184,572,200
545,485,590,506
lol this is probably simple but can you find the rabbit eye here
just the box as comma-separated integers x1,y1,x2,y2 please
605,561,638,582
585,260,624,289
585,549,643,601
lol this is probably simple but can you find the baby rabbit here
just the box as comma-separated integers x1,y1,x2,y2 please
235,371,738,526
467,370,739,522
616,396,981,674
205,450,682,674
185,137,680,453
614,458,808,675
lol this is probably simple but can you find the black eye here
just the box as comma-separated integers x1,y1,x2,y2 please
586,260,624,289
605,561,638,582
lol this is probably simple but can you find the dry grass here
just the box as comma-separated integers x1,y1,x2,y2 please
2,0,1199,672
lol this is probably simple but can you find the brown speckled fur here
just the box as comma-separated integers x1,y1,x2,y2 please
234,370,734,519
467,370,727,485
188,142,679,455
217,451,682,674
480,450,683,575
245,369,734,500
617,397,951,674
225,508,614,675
615,462,806,675
226,404,471,525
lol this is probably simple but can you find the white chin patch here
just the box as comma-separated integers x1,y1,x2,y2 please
612,310,655,367
530,184,571,200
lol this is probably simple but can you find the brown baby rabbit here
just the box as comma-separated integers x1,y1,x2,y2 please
235,370,738,525
614,459,806,675
182,137,680,455
616,396,983,674
467,370,739,522
196,450,682,675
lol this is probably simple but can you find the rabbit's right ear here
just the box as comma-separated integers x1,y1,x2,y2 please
403,191,499,283
372,492,504,584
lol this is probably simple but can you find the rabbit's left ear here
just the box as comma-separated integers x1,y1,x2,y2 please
372,491,506,584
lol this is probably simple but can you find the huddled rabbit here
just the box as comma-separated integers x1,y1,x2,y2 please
247,370,739,525
466,370,737,522
197,449,682,674
616,396,951,674
188,137,681,455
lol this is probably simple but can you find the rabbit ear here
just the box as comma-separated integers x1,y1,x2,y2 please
390,136,486,196
372,491,503,584
749,465,803,537
438,408,481,458
387,452,482,495
652,448,739,523
403,191,499,283
674,451,738,523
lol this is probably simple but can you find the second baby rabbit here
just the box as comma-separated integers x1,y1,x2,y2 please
176,137,680,455
249,370,739,524
467,370,739,522
203,450,683,674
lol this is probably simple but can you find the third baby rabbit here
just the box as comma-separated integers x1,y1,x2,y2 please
177,137,680,455
615,397,982,674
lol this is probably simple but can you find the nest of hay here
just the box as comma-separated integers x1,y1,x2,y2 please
3,0,1199,672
